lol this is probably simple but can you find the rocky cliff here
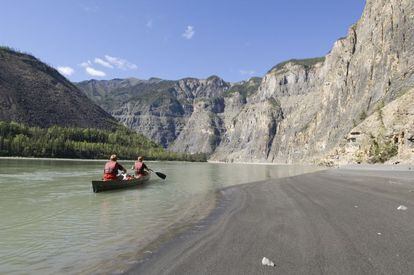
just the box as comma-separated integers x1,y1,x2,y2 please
212,0,414,163
78,76,238,149
0,47,118,129
79,0,414,164
325,88,414,165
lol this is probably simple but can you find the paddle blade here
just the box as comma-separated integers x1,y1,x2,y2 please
155,171,166,179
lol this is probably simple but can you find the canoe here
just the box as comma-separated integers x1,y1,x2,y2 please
92,174,151,193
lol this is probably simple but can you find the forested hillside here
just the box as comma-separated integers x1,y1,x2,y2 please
0,121,207,161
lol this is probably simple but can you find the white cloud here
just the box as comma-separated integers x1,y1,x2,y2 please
104,55,138,70
85,67,106,77
146,19,153,28
57,66,74,77
79,55,137,77
182,25,195,39
239,70,256,76
94,57,113,68
80,60,92,67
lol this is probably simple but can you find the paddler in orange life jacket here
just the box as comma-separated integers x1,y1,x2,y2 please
103,154,127,181
132,156,150,178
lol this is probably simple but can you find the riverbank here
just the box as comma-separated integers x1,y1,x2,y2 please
2,159,324,274
0,156,165,162
129,168,414,274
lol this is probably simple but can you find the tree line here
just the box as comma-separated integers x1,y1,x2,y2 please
0,121,207,162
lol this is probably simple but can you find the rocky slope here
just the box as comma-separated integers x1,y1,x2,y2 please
0,47,118,129
78,76,248,149
79,0,414,164
325,88,414,165
212,0,414,163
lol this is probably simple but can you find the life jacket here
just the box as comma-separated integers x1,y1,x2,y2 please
134,161,145,175
103,161,118,180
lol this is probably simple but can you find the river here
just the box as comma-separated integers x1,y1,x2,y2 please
0,158,320,274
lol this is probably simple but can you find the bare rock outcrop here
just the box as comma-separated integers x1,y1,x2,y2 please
326,88,414,165
211,0,414,163
79,76,231,148
78,0,414,164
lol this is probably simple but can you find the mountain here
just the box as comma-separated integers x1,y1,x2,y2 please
78,76,237,149
0,47,118,129
211,0,413,164
78,0,414,164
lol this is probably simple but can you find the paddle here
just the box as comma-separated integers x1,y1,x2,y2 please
149,169,167,180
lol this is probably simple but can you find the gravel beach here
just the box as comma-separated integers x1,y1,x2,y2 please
129,168,414,275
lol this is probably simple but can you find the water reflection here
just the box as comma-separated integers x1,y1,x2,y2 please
0,158,320,274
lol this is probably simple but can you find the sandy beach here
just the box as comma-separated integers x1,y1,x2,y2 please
128,168,414,274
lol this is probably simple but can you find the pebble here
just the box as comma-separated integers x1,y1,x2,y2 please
262,257,275,267
397,205,408,211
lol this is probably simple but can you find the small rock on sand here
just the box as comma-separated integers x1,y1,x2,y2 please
397,205,408,211
262,257,275,267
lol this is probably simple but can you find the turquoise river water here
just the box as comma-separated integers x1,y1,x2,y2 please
0,158,320,274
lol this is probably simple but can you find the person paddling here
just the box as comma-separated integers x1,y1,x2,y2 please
103,154,127,181
132,156,150,178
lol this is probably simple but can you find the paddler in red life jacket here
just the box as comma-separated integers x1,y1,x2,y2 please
103,154,127,181
131,156,150,178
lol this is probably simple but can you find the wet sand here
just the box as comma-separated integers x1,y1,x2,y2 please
128,168,414,275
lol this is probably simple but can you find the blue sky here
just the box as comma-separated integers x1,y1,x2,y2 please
0,0,365,82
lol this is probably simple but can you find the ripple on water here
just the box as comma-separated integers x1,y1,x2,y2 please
0,159,321,274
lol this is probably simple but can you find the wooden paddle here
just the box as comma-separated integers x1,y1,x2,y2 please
149,169,166,180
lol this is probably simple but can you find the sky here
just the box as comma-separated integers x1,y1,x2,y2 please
0,0,366,82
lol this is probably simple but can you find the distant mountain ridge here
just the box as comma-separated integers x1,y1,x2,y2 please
0,47,118,129
78,75,239,148
78,0,414,165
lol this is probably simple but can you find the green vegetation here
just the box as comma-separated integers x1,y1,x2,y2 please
352,119,358,128
267,97,281,108
270,57,326,72
375,100,385,126
85,79,179,111
376,99,385,110
368,133,398,163
395,86,414,99
225,77,262,99
0,45,37,60
359,111,367,121
0,121,207,161
0,45,14,51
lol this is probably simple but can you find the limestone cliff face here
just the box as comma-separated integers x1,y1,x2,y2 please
212,0,414,163
212,61,324,162
79,0,414,164
169,77,263,155
326,88,414,165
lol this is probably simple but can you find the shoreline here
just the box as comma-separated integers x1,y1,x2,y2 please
128,168,414,274
0,156,179,163
2,157,412,170
0,156,109,162
338,163,413,171
111,170,326,274
98,169,325,274
125,170,325,272
78,189,221,274
209,159,414,169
